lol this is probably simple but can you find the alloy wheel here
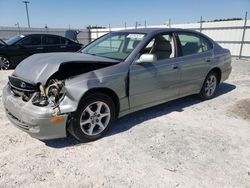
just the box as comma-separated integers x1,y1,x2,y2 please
0,56,10,70
204,75,217,97
80,101,111,136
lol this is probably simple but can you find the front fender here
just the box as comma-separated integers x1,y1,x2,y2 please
59,67,129,114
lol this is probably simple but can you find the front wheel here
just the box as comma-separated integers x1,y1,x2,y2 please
68,93,116,142
199,71,218,100
0,56,11,70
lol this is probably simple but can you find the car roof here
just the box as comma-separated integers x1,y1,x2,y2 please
17,33,77,42
20,33,64,37
115,27,201,35
115,27,214,42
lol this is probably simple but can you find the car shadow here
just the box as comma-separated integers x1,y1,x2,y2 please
107,82,236,137
43,83,236,148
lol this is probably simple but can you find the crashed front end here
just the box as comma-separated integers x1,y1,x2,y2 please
2,52,121,140
2,75,69,140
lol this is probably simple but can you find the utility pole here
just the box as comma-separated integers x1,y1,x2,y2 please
239,11,248,59
23,1,30,28
15,22,21,34
199,16,203,32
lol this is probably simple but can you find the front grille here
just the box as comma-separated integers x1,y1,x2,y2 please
8,76,37,102
9,75,37,92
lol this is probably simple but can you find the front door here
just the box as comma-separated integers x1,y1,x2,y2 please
14,35,43,63
129,33,181,109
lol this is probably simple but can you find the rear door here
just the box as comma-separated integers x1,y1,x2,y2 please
175,32,213,95
42,35,61,53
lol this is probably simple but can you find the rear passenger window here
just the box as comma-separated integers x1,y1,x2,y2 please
178,33,212,56
42,36,60,45
61,37,67,45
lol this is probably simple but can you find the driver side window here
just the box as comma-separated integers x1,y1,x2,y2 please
142,34,175,61
19,36,42,46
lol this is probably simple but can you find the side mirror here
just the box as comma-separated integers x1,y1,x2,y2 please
135,54,157,64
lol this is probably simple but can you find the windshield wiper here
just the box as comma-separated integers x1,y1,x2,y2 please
0,39,7,46
84,52,121,61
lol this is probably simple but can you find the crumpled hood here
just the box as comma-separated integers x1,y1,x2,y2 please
14,52,119,84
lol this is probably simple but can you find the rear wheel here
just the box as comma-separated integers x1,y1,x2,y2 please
68,93,116,142
200,71,218,100
0,56,11,70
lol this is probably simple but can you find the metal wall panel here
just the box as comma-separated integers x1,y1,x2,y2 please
1,19,249,57
90,20,250,57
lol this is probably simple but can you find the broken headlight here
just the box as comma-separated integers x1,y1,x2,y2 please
32,79,66,107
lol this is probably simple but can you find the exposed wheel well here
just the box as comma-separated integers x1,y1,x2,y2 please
82,88,120,118
209,67,221,84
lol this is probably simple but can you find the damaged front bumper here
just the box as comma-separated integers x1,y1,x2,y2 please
2,85,68,140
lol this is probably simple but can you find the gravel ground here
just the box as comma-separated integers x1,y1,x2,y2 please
0,58,250,188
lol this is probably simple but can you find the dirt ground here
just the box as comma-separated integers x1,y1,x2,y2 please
0,58,250,188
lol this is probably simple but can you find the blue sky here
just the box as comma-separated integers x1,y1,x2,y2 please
0,0,249,29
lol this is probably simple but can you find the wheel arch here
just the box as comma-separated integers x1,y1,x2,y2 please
199,67,222,94
0,54,10,58
80,87,120,118
208,67,222,84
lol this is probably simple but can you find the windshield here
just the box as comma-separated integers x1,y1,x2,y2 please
81,33,145,61
5,35,25,45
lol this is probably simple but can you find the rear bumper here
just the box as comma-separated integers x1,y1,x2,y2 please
2,85,68,140
221,66,232,83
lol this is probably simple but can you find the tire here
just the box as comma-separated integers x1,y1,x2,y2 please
199,71,218,100
68,93,116,142
0,56,12,70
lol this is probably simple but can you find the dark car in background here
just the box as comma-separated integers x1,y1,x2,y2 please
0,34,83,70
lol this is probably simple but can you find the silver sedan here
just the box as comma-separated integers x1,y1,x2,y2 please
2,28,232,142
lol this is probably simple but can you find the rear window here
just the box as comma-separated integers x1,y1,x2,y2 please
61,37,75,45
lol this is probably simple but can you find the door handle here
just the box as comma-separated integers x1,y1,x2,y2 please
36,47,44,50
172,65,179,69
205,58,211,62
60,46,66,48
